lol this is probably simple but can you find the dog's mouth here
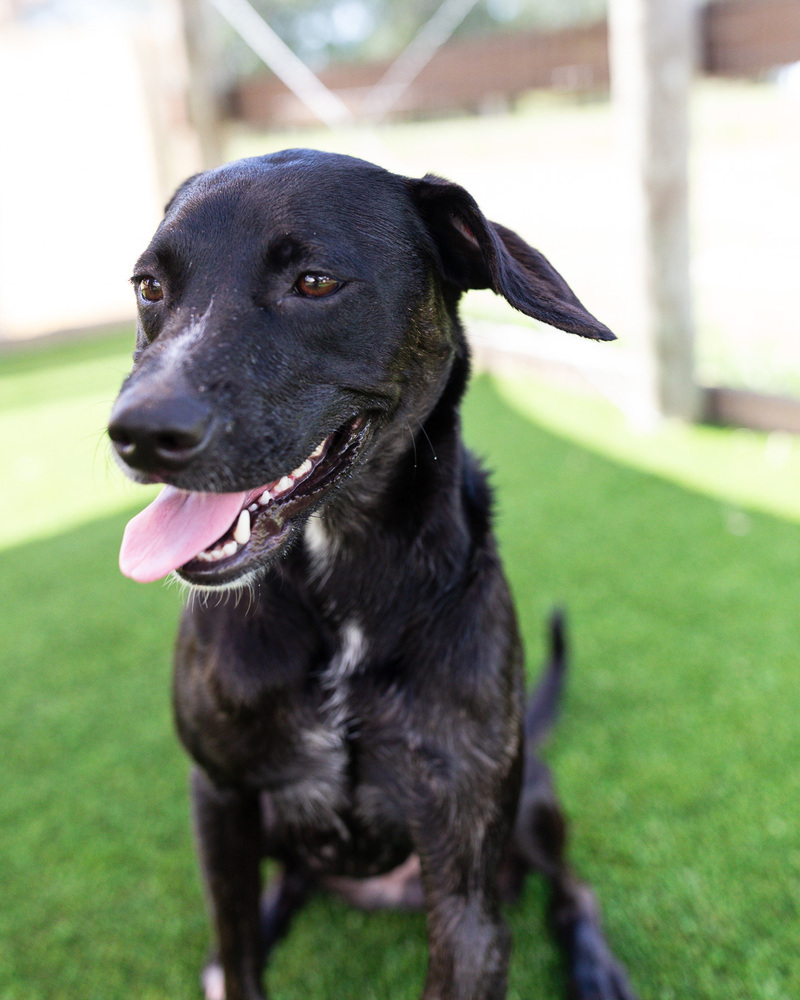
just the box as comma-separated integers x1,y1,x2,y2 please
119,417,367,587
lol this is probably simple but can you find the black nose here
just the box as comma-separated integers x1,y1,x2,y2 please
108,391,216,474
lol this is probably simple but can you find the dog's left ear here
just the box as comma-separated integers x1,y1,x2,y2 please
408,175,614,341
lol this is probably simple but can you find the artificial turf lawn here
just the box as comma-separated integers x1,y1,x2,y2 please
2,334,800,999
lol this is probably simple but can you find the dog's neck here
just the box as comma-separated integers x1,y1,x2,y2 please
291,343,478,629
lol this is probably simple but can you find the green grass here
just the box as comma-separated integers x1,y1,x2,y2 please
2,331,800,999
0,329,159,551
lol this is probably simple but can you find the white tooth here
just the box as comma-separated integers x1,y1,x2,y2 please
259,489,273,505
292,459,312,479
248,503,259,513
196,551,211,562
222,540,238,557
310,439,326,459
207,547,224,561
276,475,294,494
233,509,251,546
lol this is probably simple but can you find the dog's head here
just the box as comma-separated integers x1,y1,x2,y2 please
108,149,612,590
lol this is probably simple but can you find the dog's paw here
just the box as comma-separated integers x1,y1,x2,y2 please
201,961,226,1000
568,918,638,1000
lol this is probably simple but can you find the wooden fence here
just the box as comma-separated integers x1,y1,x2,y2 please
231,0,800,127
704,0,800,75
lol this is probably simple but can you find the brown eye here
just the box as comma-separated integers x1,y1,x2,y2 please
139,276,163,303
295,273,342,298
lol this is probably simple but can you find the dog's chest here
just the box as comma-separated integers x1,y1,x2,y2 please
177,612,374,797
263,620,368,820
176,610,412,872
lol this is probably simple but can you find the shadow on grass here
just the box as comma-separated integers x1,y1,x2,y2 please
2,375,800,1000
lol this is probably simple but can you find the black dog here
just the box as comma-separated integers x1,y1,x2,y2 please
108,149,635,1000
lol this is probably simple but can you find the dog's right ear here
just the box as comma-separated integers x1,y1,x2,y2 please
408,174,614,341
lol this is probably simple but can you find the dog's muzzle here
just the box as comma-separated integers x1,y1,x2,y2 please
114,415,368,587
108,389,217,476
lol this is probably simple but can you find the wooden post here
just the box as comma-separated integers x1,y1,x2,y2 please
178,0,226,169
608,0,703,422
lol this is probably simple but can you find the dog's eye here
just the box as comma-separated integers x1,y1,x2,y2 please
295,273,342,298
138,277,164,303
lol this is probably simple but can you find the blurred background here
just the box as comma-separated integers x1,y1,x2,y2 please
2,2,800,999
2,0,799,417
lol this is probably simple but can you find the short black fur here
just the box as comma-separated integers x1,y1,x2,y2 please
108,149,635,1000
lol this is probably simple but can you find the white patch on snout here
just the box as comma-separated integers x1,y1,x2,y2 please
156,296,215,377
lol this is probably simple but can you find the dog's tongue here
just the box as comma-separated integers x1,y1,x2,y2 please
119,486,246,583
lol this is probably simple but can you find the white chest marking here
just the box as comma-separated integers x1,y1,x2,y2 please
320,619,367,724
335,620,367,680
304,513,328,553
304,513,333,573
270,621,367,836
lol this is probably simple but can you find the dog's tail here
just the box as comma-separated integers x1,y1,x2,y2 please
524,609,568,749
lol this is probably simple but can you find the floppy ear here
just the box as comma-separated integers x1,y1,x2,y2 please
408,174,614,341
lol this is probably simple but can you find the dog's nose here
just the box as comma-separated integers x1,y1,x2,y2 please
108,392,216,474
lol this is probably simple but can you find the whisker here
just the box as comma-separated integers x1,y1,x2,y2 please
415,418,438,463
405,419,418,471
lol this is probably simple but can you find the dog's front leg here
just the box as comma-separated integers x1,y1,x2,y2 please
413,787,512,1000
191,767,266,1000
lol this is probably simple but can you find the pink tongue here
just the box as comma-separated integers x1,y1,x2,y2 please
119,486,247,583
